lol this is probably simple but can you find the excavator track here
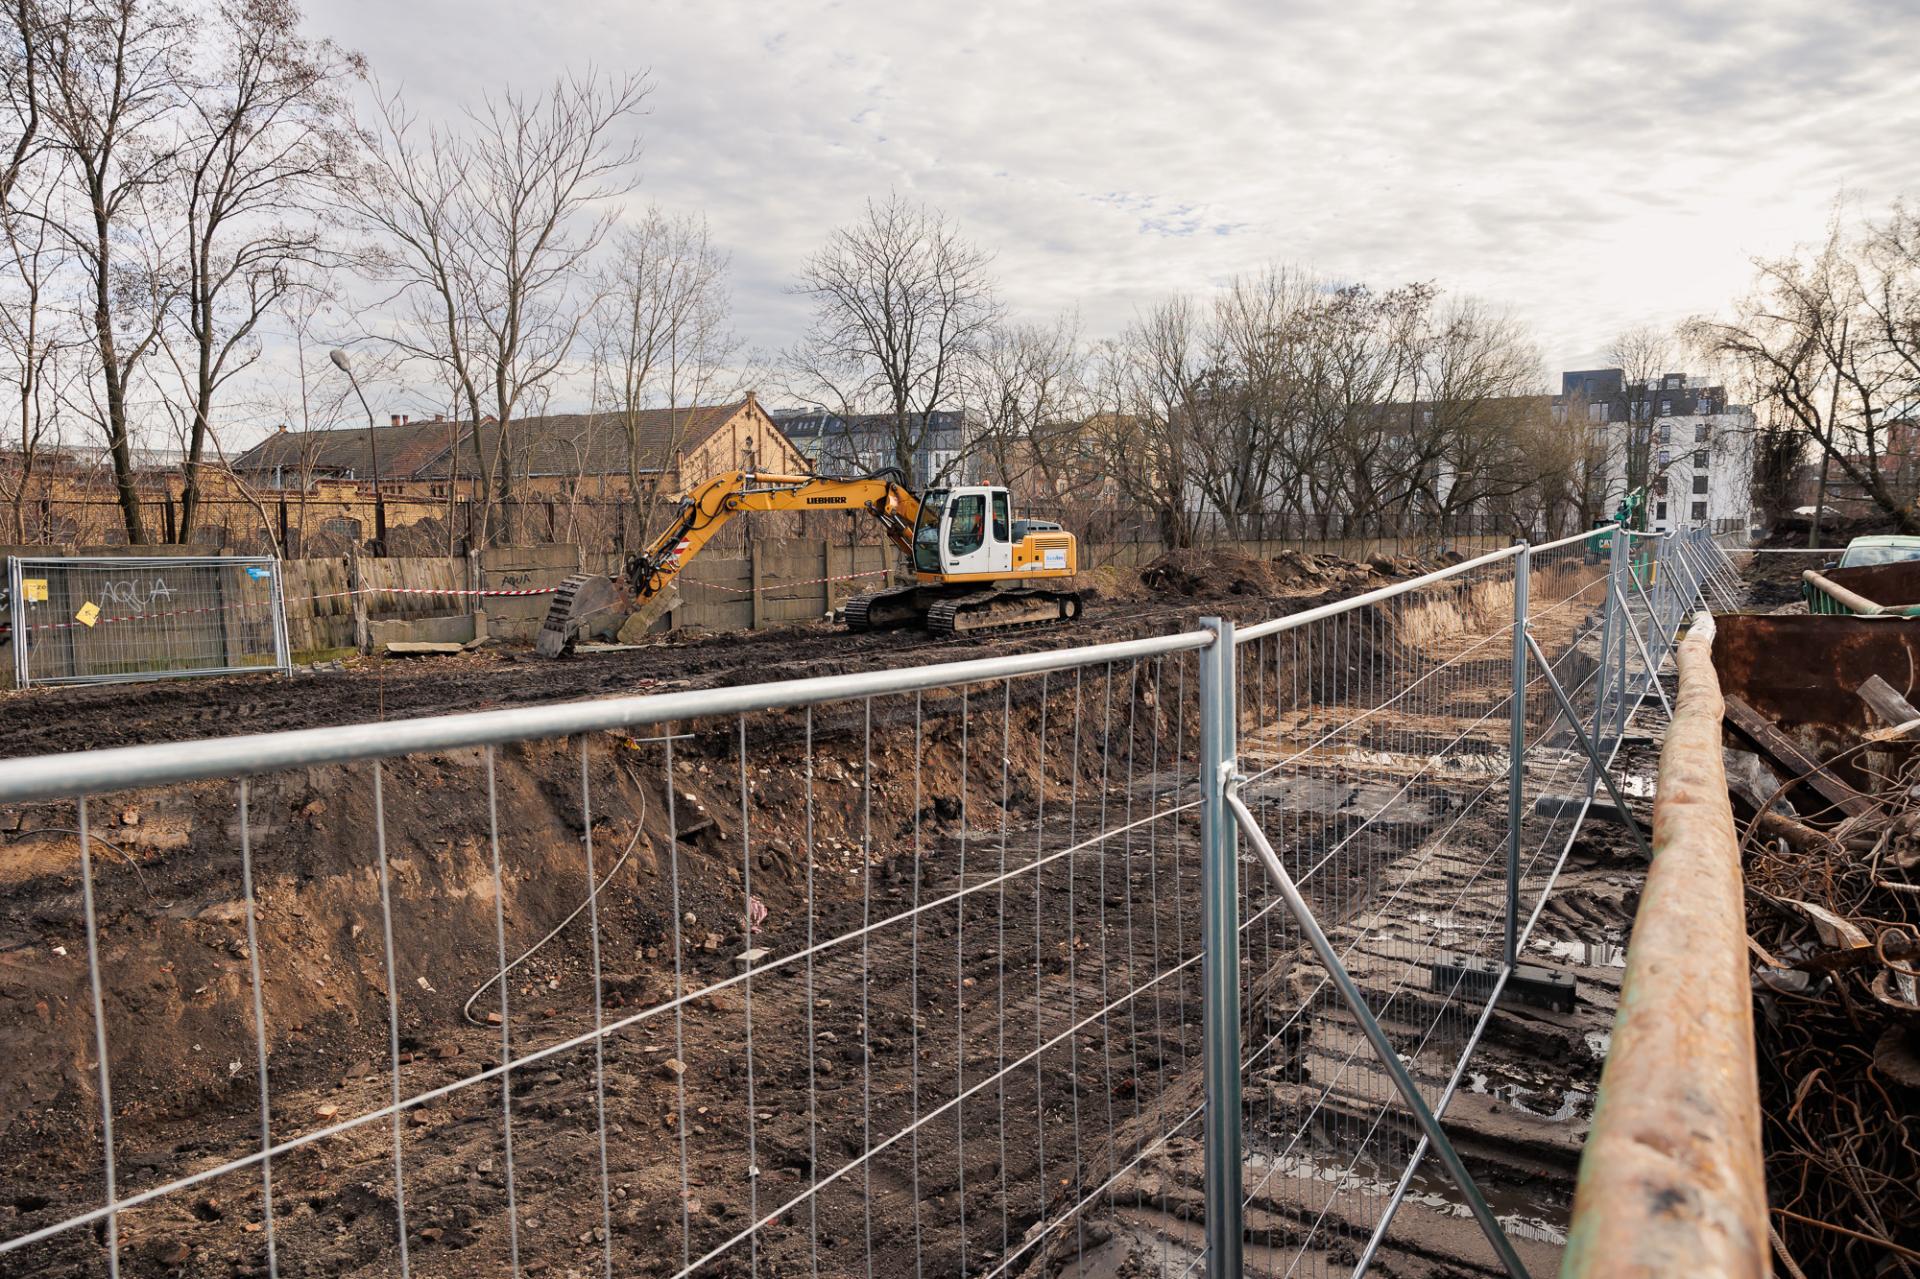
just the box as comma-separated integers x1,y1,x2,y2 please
924,589,1082,637
843,585,926,633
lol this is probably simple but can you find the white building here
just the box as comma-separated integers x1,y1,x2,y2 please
1555,369,1755,535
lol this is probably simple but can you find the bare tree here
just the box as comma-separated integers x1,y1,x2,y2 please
1688,211,1920,533
1185,266,1319,536
33,0,197,542
1409,298,1543,529
0,0,46,207
163,0,356,541
1308,282,1425,531
1750,415,1803,528
0,94,72,539
1605,323,1673,514
785,194,1000,484
966,312,1085,499
1101,298,1208,547
589,204,737,542
349,70,648,545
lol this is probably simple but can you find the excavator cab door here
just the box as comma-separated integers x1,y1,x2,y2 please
938,487,1012,577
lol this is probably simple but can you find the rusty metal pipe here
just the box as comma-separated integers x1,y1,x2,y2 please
1560,612,1768,1279
1800,569,1888,617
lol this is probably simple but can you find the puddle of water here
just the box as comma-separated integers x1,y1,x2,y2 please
1461,1074,1591,1123
1531,937,1627,967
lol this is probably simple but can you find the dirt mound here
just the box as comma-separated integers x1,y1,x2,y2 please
1142,548,1429,600
1139,548,1279,597
1760,513,1895,548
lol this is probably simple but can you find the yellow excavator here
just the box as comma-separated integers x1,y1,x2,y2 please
535,468,1082,654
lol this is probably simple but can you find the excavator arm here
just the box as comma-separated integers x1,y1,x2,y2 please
623,470,921,600
536,469,921,654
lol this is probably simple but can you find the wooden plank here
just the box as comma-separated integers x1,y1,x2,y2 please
1856,674,1920,728
1721,694,1876,819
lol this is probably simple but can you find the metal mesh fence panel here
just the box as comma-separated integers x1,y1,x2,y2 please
1225,551,1538,1275
7,555,291,687
0,632,1220,1279
0,529,1726,1279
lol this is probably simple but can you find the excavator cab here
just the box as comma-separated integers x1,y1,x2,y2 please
913,486,1015,577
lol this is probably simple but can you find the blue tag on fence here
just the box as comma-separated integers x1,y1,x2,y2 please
246,566,270,580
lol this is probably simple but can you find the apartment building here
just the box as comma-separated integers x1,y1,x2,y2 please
1555,369,1756,533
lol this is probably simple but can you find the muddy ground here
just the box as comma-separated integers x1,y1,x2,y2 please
1731,545,1826,611
0,547,1643,1278
0,550,1422,760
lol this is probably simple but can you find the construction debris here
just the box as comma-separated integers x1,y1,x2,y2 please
1713,614,1920,1275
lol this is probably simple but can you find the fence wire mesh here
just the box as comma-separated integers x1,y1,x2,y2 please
0,529,1729,1279
6,555,291,687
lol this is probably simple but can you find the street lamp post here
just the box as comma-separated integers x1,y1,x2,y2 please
329,348,387,549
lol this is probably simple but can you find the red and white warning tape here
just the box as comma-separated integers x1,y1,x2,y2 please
4,573,889,636
679,568,891,596
298,584,561,603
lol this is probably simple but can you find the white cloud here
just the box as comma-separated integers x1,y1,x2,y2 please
279,0,1920,426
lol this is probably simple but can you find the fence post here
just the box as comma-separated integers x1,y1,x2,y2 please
1505,542,1529,971
1589,526,1619,790
1197,615,1244,1279
348,543,370,656
748,542,765,630
1612,529,1631,745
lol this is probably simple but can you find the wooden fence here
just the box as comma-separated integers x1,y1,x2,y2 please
7,528,1512,670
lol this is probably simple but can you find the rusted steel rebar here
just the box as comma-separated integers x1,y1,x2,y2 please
1561,613,1769,1279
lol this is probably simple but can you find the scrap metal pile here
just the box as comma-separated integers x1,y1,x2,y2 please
1714,614,1920,1275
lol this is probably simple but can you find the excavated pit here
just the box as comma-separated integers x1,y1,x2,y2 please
0,548,1625,1278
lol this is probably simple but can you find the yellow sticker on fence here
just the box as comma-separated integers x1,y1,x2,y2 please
22,578,46,602
74,601,100,628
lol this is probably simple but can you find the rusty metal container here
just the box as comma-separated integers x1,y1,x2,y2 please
1710,612,1920,791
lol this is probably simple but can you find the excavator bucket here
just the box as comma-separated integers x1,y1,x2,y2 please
535,573,627,657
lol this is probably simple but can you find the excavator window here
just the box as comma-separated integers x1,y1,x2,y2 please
948,493,986,557
992,492,1010,542
914,489,948,573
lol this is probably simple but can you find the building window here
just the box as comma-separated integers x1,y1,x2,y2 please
1659,423,1671,443
1693,451,1708,468
1694,423,1709,443
1692,475,1708,495
1658,449,1671,467
1659,399,1672,416
1656,501,1668,521
1691,501,1707,521
1587,402,1610,423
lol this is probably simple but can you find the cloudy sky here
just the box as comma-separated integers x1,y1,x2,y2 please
302,0,1920,411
